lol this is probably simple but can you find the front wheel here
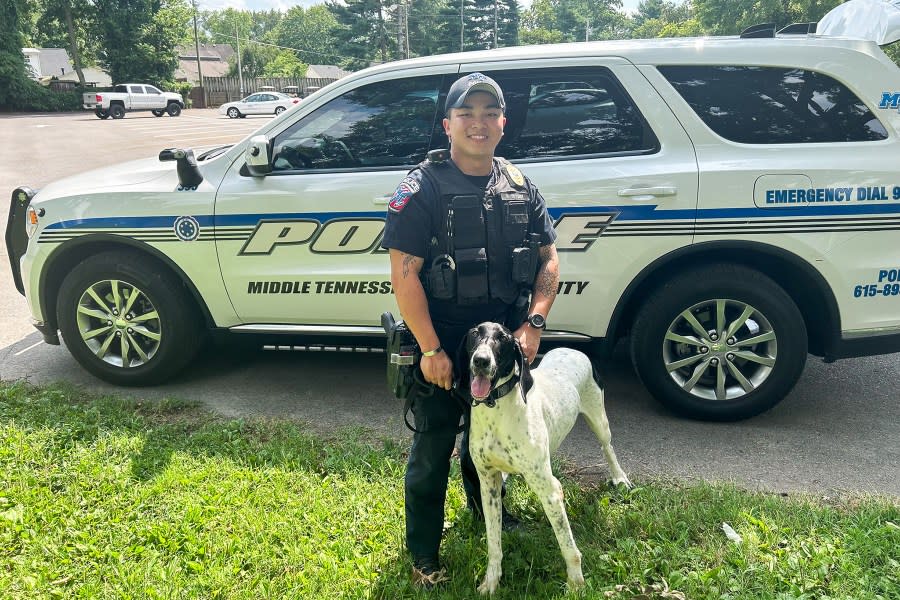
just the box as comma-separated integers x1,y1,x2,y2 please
227,107,240,119
274,106,286,115
630,263,807,421
57,251,203,386
167,103,182,117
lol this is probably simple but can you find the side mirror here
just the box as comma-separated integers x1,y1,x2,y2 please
245,135,272,176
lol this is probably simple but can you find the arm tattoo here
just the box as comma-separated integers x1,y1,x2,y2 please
535,245,559,299
401,253,423,279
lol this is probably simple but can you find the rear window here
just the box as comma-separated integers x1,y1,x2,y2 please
485,67,659,159
659,65,888,144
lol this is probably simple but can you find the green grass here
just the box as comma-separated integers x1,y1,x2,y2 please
0,381,898,599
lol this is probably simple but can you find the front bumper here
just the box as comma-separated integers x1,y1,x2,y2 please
5,186,36,295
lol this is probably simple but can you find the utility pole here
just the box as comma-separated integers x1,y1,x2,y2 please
585,16,591,42
460,0,464,52
234,23,243,97
405,1,410,59
191,0,204,108
493,0,498,49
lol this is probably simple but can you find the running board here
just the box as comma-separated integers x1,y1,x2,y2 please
230,323,591,342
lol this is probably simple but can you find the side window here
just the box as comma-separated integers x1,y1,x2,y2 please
659,65,888,143
129,85,143,94
146,86,161,95
474,67,658,160
114,85,127,93
272,75,442,171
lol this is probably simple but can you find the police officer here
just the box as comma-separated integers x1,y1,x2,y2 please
382,72,560,587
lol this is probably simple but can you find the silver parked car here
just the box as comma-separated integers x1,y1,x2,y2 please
219,92,300,118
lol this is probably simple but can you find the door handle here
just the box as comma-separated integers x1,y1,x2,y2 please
373,195,392,205
618,186,677,198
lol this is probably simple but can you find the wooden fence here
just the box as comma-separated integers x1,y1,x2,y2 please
193,76,338,108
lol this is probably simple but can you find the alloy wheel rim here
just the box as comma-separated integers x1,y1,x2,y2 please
662,298,777,401
75,279,162,368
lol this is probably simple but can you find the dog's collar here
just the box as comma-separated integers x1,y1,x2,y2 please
471,372,532,408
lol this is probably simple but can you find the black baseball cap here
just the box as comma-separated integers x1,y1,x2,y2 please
444,73,505,115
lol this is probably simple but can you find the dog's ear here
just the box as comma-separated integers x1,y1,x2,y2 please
455,330,474,386
515,339,534,395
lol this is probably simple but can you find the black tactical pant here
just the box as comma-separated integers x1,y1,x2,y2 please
405,379,480,561
404,318,508,562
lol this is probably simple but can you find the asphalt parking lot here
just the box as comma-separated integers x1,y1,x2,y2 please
1,110,899,498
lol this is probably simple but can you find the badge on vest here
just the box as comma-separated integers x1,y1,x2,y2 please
503,164,525,187
388,175,421,213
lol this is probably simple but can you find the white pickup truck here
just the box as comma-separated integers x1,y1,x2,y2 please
83,84,185,119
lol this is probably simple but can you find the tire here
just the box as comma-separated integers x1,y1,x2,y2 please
167,102,182,117
57,251,203,386
630,263,807,421
95,108,109,119
152,109,165,117
227,107,240,119
274,106,286,115
109,104,125,119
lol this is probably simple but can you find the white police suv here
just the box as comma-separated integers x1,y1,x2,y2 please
7,1,900,420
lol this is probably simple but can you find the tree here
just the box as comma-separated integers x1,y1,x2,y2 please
34,0,96,85
464,0,519,50
520,0,625,44
261,50,307,77
328,0,396,69
630,0,703,39
0,0,33,109
693,0,841,36
273,5,342,65
406,0,456,56
93,0,191,85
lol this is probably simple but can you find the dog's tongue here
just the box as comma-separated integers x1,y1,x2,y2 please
471,375,492,399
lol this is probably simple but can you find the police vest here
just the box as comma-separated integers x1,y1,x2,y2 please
418,156,539,306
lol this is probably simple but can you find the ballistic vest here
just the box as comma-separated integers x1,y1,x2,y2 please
418,155,537,305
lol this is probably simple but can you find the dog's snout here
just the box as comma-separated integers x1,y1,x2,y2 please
472,353,491,371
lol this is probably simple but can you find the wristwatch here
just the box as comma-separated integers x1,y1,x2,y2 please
526,313,546,330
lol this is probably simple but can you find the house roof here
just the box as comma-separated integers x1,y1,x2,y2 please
22,48,73,78
306,64,351,79
175,44,235,84
59,67,112,86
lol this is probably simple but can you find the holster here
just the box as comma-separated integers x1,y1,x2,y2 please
381,312,418,399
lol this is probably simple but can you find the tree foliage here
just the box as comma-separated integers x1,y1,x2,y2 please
272,5,341,65
520,0,625,44
93,0,191,85
328,0,396,69
1,0,33,108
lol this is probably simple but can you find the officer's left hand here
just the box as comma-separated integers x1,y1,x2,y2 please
513,324,541,364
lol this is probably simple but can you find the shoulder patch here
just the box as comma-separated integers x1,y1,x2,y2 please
388,174,421,213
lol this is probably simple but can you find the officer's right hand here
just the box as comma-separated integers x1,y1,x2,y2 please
421,351,453,390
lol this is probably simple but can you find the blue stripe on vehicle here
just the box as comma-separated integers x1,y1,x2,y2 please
42,202,900,231
45,215,216,230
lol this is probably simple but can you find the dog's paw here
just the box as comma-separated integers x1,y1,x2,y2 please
610,474,633,489
477,577,498,595
566,571,586,592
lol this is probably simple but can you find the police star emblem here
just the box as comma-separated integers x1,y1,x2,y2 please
505,164,525,187
173,215,200,241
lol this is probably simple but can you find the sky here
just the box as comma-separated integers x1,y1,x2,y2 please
199,0,648,15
